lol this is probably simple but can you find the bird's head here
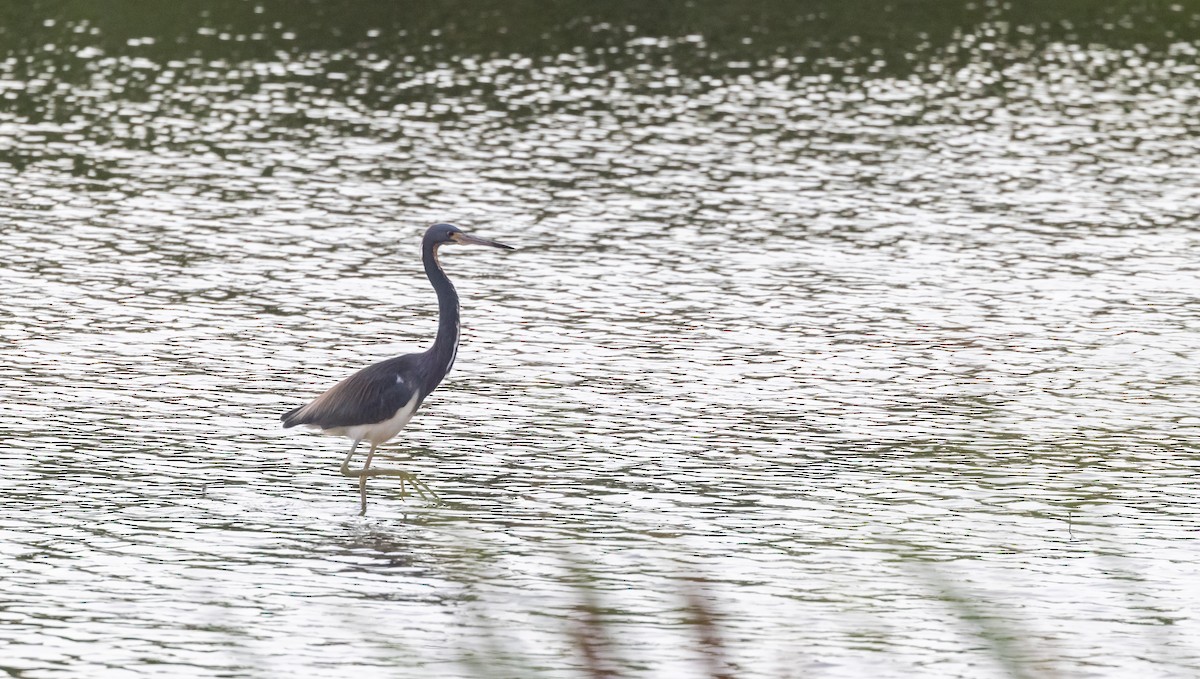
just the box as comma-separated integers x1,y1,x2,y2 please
426,223,514,250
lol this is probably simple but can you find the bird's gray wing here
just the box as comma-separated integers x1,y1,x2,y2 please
281,355,422,430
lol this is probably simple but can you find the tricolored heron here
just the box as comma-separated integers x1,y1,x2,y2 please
281,223,513,514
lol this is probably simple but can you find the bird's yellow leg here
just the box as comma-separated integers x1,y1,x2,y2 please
337,439,371,515
339,438,362,477
359,467,440,502
339,439,440,507
358,443,378,515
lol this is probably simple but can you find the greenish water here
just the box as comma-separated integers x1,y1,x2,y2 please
2,2,1199,677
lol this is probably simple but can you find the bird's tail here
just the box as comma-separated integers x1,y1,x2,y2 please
281,405,306,428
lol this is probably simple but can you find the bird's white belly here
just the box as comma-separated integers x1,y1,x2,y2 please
325,393,421,445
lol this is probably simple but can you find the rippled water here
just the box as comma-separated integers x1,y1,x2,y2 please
3,3,1200,677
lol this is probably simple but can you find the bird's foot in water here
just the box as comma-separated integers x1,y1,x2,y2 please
356,467,441,507
348,466,442,515
374,472,441,506
393,471,441,502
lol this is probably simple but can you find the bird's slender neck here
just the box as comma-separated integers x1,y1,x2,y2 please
422,239,460,386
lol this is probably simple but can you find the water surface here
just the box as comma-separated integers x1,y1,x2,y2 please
2,2,1200,677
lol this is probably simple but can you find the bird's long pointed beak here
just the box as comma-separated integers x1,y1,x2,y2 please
454,233,515,250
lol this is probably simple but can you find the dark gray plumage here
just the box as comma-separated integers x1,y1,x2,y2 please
282,354,424,434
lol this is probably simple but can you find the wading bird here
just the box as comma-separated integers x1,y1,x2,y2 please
282,223,513,514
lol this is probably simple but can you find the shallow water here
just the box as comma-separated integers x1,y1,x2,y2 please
2,2,1200,677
